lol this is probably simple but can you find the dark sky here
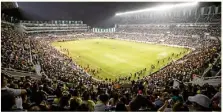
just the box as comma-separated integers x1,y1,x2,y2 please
16,2,221,27
16,2,180,27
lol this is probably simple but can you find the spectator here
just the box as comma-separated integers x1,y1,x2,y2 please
1,90,16,111
95,94,110,111
1,74,27,96
188,94,211,111
1,16,221,112
115,102,127,111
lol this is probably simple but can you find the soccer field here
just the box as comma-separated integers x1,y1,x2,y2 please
51,38,190,81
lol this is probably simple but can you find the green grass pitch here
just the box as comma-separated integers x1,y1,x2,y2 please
51,38,190,81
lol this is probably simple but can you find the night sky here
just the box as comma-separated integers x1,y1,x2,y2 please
4,2,221,27
16,2,183,27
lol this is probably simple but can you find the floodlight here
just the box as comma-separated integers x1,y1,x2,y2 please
176,2,198,7
15,2,19,8
115,1,199,16
155,4,174,10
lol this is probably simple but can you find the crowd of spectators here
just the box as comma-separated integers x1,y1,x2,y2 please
1,23,33,71
1,21,221,111
117,24,220,37
23,23,88,33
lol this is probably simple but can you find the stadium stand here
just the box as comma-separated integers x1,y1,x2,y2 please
1,2,221,111
20,21,89,33
1,2,17,10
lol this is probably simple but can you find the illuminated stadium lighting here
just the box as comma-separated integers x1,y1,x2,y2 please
15,2,19,8
115,1,198,16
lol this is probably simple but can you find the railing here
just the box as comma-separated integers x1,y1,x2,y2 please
2,67,41,79
203,75,221,80
1,13,19,23
2,68,35,75
189,74,221,86
1,19,15,26
215,70,221,76
202,54,221,77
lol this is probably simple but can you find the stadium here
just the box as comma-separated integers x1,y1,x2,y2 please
1,1,221,111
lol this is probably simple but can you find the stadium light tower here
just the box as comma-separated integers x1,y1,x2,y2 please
115,1,198,16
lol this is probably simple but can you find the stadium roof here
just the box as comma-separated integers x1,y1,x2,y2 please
1,2,17,10
5,2,222,27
